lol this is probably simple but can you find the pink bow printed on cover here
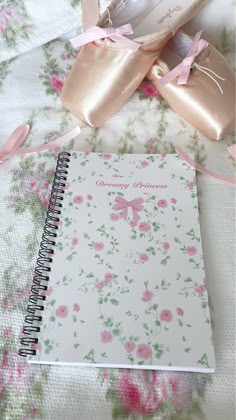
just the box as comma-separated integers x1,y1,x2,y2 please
114,196,144,224
70,24,139,51
160,30,209,86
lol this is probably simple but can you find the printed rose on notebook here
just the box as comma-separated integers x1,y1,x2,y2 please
19,152,215,373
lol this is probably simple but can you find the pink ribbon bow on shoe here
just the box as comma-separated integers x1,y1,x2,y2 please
70,24,139,50
160,30,209,86
114,196,144,224
160,30,226,94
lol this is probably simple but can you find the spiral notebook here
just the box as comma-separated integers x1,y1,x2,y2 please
19,152,215,372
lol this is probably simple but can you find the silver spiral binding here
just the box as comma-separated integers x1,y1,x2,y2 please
18,152,71,357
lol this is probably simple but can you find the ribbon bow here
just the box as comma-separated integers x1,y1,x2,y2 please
70,24,139,51
114,196,144,223
160,30,209,86
0,125,81,163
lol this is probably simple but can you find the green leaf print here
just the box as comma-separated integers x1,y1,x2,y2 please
160,256,170,266
83,349,95,363
112,329,121,336
153,343,165,359
110,299,119,306
0,59,13,92
197,353,210,368
66,252,77,261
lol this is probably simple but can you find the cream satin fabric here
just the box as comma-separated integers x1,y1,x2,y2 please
61,0,207,127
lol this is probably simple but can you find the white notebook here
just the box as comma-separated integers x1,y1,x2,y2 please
19,152,215,373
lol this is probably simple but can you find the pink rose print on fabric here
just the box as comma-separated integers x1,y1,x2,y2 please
101,330,113,343
141,290,153,302
125,341,136,352
31,343,42,352
160,309,173,322
140,253,149,262
22,175,51,208
139,80,160,98
95,281,105,290
49,74,65,93
161,154,166,158
176,307,184,316
139,222,151,232
2,288,30,310
141,160,149,167
103,154,112,159
186,246,197,255
0,6,28,36
203,278,207,285
157,199,168,208
110,213,119,221
145,139,156,154
116,370,193,416
87,195,93,200
30,405,38,416
0,8,12,33
0,352,31,397
136,344,152,359
116,371,164,415
73,303,80,312
195,285,205,295
73,195,83,204
71,238,78,246
3,328,11,338
55,305,68,318
105,273,113,282
41,287,53,297
171,198,177,204
93,242,104,251
163,242,170,250
102,369,110,380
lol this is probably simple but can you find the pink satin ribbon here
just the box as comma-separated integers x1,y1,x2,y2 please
176,146,236,186
0,125,81,163
227,144,236,161
114,196,144,223
160,30,209,86
70,24,139,51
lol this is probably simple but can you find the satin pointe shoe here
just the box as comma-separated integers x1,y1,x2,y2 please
147,30,236,140
61,0,207,127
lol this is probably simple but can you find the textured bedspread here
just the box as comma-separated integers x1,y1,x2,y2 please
0,0,235,419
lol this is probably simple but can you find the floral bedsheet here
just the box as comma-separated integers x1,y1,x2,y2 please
0,0,235,419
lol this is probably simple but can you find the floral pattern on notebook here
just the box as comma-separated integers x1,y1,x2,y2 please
31,153,215,371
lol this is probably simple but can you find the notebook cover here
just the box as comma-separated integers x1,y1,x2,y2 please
20,152,215,372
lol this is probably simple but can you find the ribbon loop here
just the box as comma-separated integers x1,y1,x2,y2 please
70,24,139,51
227,144,236,161
176,146,236,187
0,125,81,163
160,30,209,86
